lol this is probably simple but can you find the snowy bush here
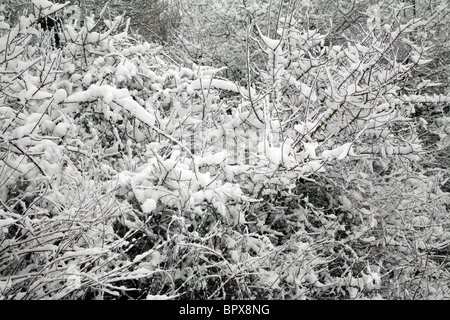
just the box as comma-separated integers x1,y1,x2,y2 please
0,0,449,299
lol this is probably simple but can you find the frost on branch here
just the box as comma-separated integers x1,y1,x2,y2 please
0,0,449,300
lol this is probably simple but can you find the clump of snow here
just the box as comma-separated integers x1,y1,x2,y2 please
53,122,71,137
141,198,157,213
193,150,228,167
260,34,281,50
32,0,65,14
53,88,67,104
0,17,10,30
229,250,240,263
322,143,353,160
0,218,15,232
302,142,319,159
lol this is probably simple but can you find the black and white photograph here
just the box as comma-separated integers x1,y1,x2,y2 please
0,0,449,305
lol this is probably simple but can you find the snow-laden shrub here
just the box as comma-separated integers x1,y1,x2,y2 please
170,0,450,299
221,1,450,299
0,0,449,299
0,0,258,299
0,0,159,299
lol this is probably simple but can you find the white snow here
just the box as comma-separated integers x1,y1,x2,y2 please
0,218,15,229
187,77,256,97
217,182,243,198
32,0,67,17
341,195,352,211
82,73,93,87
115,64,132,82
12,123,35,139
322,143,353,160
119,96,156,127
294,121,318,135
53,88,67,104
32,0,55,9
64,90,94,103
141,198,157,213
62,248,109,258
229,250,240,263
0,3,445,300
302,142,319,159
193,150,228,167
302,160,325,173
260,34,281,50
196,171,212,188
19,80,52,102
0,20,10,30
188,77,238,92
65,85,157,127
53,122,71,137
264,146,282,165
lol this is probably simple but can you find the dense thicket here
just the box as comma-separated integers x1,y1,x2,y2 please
0,0,448,299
